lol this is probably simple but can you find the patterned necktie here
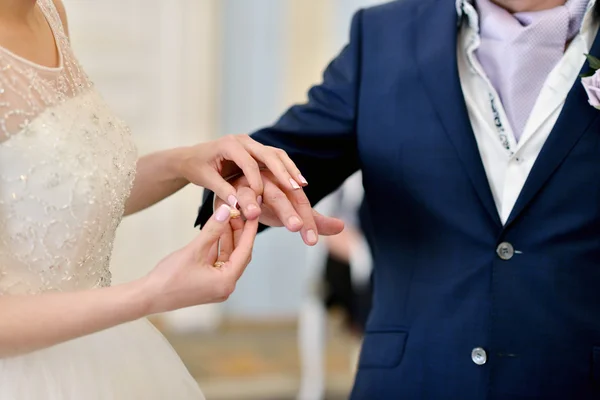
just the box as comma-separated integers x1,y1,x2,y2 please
475,0,589,141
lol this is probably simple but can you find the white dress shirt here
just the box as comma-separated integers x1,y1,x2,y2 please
456,0,599,223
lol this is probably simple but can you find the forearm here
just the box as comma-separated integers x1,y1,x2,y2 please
0,280,150,357
125,148,189,216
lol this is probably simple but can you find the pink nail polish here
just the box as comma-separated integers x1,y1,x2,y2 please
298,174,308,185
257,195,263,205
215,205,231,222
290,178,301,190
227,195,238,208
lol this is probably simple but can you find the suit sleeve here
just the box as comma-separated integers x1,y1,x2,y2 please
194,10,364,229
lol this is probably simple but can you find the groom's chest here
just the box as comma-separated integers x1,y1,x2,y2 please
354,47,600,227
353,1,600,232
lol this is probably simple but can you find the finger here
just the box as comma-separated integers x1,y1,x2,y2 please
262,178,304,232
282,183,319,245
275,147,307,187
230,215,246,248
206,241,219,265
313,210,345,236
202,168,239,208
192,204,233,260
219,137,264,196
226,218,259,280
217,223,234,262
236,186,262,220
237,136,302,191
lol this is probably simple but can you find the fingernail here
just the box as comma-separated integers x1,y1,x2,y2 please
247,203,258,212
215,204,231,222
298,174,308,185
290,178,301,190
257,196,263,206
307,230,317,244
227,195,238,208
288,216,302,228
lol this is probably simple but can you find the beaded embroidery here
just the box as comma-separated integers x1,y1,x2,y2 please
0,0,137,294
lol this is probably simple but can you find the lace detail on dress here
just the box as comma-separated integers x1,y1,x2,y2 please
0,0,137,294
0,0,90,143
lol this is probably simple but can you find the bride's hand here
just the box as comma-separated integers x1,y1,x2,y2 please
142,204,258,314
177,134,307,207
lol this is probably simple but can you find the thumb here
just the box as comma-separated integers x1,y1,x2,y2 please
313,210,345,236
189,204,237,258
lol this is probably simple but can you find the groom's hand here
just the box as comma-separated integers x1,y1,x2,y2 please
215,170,344,246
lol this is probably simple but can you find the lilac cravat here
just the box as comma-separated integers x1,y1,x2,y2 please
475,0,589,141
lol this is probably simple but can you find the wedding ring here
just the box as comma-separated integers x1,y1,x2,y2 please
213,261,226,269
229,208,241,219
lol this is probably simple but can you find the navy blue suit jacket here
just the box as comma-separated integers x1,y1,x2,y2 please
196,0,600,398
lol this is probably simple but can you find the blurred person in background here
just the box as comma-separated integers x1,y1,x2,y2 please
198,0,600,398
297,173,372,400
0,0,306,399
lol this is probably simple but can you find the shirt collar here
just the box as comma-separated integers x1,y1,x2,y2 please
457,0,597,11
456,0,479,32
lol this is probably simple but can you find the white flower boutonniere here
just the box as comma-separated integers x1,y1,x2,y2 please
581,54,600,109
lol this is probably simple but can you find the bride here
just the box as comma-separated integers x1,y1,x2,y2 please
0,0,307,398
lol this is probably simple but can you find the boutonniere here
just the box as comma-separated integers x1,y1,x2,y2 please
581,54,600,109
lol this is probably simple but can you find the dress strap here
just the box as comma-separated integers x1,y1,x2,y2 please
37,0,68,42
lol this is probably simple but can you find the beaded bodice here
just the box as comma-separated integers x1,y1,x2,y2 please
0,1,137,294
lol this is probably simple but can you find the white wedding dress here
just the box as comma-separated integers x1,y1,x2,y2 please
0,1,205,399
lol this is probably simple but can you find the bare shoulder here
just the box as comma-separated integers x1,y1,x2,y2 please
50,0,70,38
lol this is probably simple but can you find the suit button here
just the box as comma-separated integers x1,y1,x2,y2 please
496,242,514,260
471,347,487,365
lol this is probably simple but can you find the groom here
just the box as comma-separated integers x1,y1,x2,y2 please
196,0,600,398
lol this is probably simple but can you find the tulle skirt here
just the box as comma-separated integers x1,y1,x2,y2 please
0,318,205,399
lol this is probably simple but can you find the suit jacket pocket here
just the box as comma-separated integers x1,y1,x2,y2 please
358,329,408,369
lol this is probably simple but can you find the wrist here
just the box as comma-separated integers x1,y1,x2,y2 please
125,278,158,318
165,147,192,185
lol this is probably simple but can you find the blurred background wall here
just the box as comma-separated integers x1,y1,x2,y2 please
64,1,384,398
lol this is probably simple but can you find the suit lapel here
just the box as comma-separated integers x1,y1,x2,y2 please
415,0,502,228
504,30,600,228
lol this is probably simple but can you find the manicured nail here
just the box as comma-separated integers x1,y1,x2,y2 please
257,195,263,206
298,174,308,185
290,178,301,190
288,216,302,228
215,204,231,222
227,195,238,208
307,230,317,244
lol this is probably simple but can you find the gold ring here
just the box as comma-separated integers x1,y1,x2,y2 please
229,208,241,219
213,261,226,269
